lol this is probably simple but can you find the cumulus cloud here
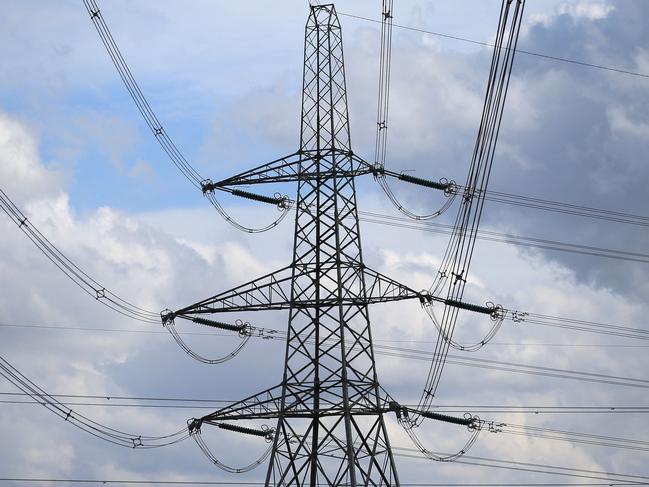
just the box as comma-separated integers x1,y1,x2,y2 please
2,1,649,484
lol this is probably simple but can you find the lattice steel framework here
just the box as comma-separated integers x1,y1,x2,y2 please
170,5,428,486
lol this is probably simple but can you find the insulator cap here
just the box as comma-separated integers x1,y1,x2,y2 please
444,298,494,316
420,411,475,426
398,173,450,191
231,189,284,206
217,422,272,439
191,317,245,333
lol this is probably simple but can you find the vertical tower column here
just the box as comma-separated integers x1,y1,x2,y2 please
265,5,400,486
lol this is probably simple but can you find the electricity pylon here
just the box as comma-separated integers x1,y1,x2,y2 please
165,4,429,485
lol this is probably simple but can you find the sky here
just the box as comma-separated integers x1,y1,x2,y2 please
1,0,649,485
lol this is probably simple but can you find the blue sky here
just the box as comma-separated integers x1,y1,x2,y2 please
2,0,649,485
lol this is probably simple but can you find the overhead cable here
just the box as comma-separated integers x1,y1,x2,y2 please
338,12,649,80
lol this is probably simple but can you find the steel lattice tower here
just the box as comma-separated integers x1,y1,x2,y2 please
171,4,428,485
268,5,397,485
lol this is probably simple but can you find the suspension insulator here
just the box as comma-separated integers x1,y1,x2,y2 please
191,317,245,333
231,189,284,206
217,422,273,439
421,411,475,427
398,173,451,191
444,298,495,316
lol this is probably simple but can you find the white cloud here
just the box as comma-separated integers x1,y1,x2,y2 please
0,112,63,203
529,1,614,27
2,1,649,484
556,2,614,21
607,106,649,139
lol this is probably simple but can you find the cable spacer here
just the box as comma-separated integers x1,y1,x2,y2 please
511,310,528,323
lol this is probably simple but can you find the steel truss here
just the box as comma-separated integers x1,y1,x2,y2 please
169,4,421,485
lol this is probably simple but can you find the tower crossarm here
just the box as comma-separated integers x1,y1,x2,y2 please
202,150,375,191
170,264,424,317
362,265,423,303
194,381,399,424
172,265,295,315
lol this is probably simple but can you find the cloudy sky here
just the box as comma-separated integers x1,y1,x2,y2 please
1,0,649,485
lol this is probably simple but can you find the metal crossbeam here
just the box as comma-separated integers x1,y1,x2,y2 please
173,264,421,316
203,150,374,189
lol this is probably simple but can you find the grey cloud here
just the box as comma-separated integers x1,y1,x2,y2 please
3,2,649,484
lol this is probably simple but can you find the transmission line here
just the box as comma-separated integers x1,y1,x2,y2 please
415,0,524,415
338,12,649,80
0,189,160,324
0,355,189,449
6,321,649,348
83,0,649,235
2,392,647,415
2,479,639,486
394,447,649,485
358,209,649,264
8,1,646,482
82,0,291,233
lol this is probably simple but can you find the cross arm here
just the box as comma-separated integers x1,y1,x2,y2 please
201,150,376,190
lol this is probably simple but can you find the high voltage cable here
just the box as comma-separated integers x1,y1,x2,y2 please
5,336,648,455
6,449,647,485
253,328,649,390
394,448,649,485
14,1,647,481
417,0,525,414
5,381,644,454
338,12,649,80
3,316,648,389
358,210,649,264
84,1,649,232
2,392,647,414
5,185,649,349
6,346,645,471
0,190,160,324
4,349,648,456
479,189,649,228
83,0,289,234
1,480,640,486
0,355,189,449
5,321,649,348
4,399,649,414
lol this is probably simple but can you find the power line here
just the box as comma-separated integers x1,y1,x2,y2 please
3,400,649,415
395,448,649,485
5,317,649,389
358,210,649,264
1,392,646,414
3,318,649,389
1,479,638,486
5,321,649,348
338,12,649,80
